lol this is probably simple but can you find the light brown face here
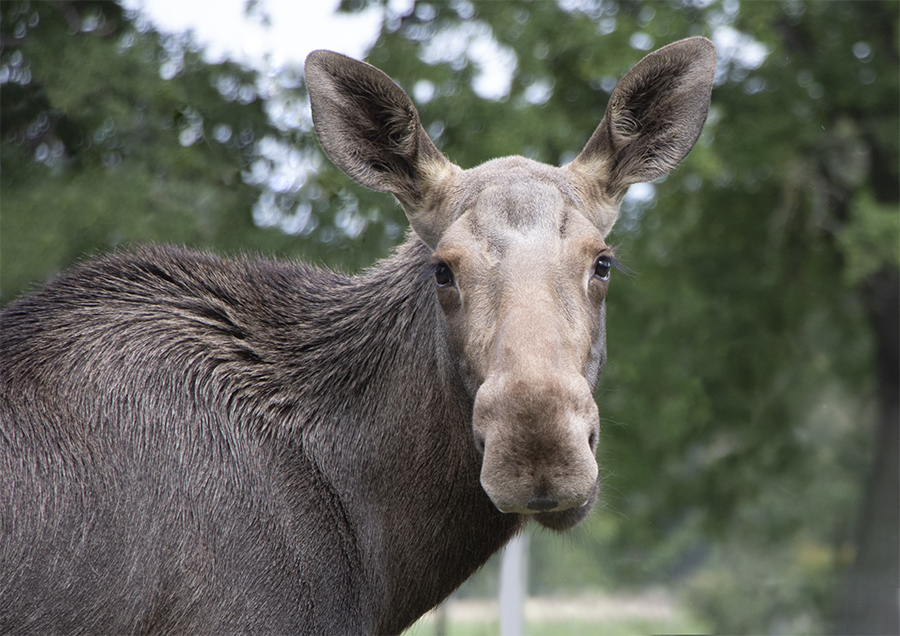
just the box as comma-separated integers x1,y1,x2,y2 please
429,157,616,529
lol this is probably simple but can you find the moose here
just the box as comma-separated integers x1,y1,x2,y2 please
0,38,715,634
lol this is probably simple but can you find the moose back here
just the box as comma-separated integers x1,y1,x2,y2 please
0,38,715,634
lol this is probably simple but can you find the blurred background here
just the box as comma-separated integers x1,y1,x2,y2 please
1,1,897,634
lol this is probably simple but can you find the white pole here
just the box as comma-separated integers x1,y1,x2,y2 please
499,533,528,636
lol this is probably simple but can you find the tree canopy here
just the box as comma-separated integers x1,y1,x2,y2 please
1,1,897,633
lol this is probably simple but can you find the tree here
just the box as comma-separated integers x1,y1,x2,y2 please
0,0,400,305
1,1,270,301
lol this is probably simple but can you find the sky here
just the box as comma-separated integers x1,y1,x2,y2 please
121,0,401,69
122,0,519,101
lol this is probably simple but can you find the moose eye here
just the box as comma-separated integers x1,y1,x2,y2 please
593,256,612,281
434,263,455,287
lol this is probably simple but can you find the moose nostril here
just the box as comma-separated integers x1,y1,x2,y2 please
588,429,598,450
526,496,558,512
473,431,486,454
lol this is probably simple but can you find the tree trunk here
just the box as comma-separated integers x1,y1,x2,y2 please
832,267,899,635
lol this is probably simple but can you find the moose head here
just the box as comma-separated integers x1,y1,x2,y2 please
305,38,715,529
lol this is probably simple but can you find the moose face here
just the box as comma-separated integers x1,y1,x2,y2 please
428,157,615,528
305,37,716,529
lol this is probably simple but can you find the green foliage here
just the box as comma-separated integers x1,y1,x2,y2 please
840,189,900,284
0,1,404,303
1,1,288,301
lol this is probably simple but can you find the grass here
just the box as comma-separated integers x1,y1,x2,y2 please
402,594,712,636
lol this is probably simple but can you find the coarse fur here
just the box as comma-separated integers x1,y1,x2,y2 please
0,38,715,634
1,242,511,634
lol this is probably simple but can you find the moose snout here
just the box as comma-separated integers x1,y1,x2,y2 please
473,373,600,516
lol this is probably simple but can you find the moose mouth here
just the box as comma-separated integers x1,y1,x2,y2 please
530,478,600,531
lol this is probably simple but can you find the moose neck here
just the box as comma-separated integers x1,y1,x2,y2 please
288,237,521,633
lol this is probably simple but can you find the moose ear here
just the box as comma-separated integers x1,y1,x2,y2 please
568,37,716,231
304,50,456,247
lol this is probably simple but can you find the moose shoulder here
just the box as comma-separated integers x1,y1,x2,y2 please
0,38,715,634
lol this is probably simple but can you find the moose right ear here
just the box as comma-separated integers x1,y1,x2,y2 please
568,37,716,235
305,50,457,247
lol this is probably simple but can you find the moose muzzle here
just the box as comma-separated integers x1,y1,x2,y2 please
472,371,600,516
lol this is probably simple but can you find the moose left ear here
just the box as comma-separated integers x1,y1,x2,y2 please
568,37,716,233
305,50,458,248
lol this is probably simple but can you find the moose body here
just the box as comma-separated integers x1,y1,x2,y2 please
0,39,715,634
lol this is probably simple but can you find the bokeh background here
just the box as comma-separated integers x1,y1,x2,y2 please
2,1,897,634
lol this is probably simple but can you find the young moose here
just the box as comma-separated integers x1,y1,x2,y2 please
0,38,715,634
